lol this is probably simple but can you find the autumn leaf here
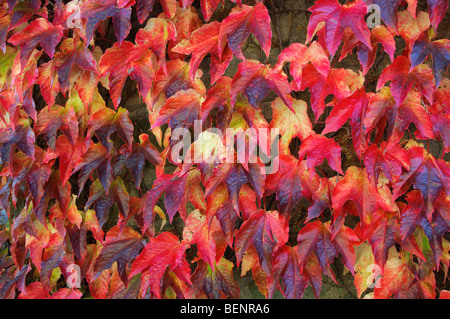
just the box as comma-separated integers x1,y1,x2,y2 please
8,18,63,68
86,106,134,153
93,225,145,284
183,209,227,270
218,2,271,60
322,88,369,157
205,183,239,246
298,134,343,175
190,257,240,299
55,135,86,186
231,60,293,110
264,155,303,216
363,141,411,185
275,41,330,90
129,232,189,298
269,97,314,154
0,118,35,166
199,0,222,21
172,21,232,84
307,0,371,57
362,0,416,31
152,89,203,131
205,162,265,214
300,64,364,120
34,104,79,150
98,41,155,109
297,221,359,280
53,37,98,95
377,55,435,106
72,143,112,195
361,209,400,271
135,0,155,23
135,17,176,74
427,0,449,29
397,10,431,46
393,146,449,222
141,170,189,231
267,246,309,299
79,0,132,45
410,34,450,86
372,248,415,299
340,25,396,75
200,76,233,130
332,166,395,225
113,134,163,189
364,87,434,145
146,59,206,113
235,209,288,275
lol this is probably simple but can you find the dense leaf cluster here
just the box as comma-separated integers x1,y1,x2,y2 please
0,0,449,299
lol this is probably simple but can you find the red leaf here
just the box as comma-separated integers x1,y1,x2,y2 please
300,64,364,120
411,35,450,87
200,0,222,21
200,76,233,128
85,177,130,229
135,0,155,23
298,134,343,175
205,162,265,214
322,88,369,157
377,55,435,106
267,246,309,299
427,0,449,29
135,17,176,74
54,37,98,95
218,2,271,60
393,146,449,221
72,143,112,194
297,221,359,279
0,119,35,166
129,232,189,298
231,60,293,110
269,98,314,154
99,41,155,109
362,210,400,272
114,134,162,189
206,183,239,247
332,166,395,225
18,282,48,299
276,41,330,91
55,135,86,187
8,18,63,68
146,59,206,113
365,88,434,145
235,209,288,275
307,0,371,57
363,141,411,185
141,171,189,230
167,6,202,61
172,21,226,83
362,0,414,31
51,288,83,299
36,60,60,108
152,89,203,131
34,104,79,150
264,155,303,215
340,26,396,75
86,106,134,153
183,209,226,269
93,225,144,283
79,0,131,45
190,257,240,299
